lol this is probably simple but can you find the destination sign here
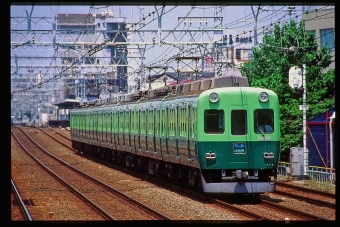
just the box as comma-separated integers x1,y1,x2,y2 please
233,143,246,154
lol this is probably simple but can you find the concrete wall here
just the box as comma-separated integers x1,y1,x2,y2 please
303,8,335,72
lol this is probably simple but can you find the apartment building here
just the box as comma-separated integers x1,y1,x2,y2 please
303,6,335,72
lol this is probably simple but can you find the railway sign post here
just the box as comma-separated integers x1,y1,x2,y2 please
301,64,308,178
288,65,308,178
288,66,302,89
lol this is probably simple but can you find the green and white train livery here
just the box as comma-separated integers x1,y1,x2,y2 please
70,75,280,195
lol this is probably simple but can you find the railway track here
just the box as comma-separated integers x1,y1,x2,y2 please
17,126,334,220
276,181,335,197
38,128,73,150
11,179,32,221
142,176,329,220
11,127,172,220
47,127,71,140
29,127,262,220
271,182,335,209
76,151,329,221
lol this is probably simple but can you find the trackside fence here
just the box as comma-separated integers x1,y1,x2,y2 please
278,162,336,185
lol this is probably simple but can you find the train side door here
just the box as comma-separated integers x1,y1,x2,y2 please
160,107,168,160
155,107,161,156
130,106,136,153
229,107,250,167
168,105,177,160
187,102,197,164
113,108,118,150
163,106,170,158
89,111,92,143
147,107,154,153
128,109,132,150
104,110,108,145
110,109,114,149
137,109,141,152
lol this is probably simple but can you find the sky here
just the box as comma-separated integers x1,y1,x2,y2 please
10,4,334,115
11,5,313,66
10,5,307,31
11,4,332,98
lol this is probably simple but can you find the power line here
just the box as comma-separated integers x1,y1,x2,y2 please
11,5,333,94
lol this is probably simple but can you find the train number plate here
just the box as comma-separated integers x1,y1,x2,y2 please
233,143,246,154
257,136,271,141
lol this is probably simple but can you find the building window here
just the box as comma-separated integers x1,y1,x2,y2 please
236,49,251,60
236,49,241,59
248,50,253,60
320,28,335,50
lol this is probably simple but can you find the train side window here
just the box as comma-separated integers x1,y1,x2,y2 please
161,109,168,136
189,107,194,138
156,109,160,135
193,108,197,139
131,110,134,134
141,110,145,133
204,110,224,134
254,109,274,134
121,111,124,132
149,109,153,134
231,110,247,135
136,110,139,134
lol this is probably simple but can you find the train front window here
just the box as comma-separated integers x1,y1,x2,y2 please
254,109,274,134
231,110,247,135
204,110,224,134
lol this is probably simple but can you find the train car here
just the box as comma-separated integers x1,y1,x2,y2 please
70,75,280,195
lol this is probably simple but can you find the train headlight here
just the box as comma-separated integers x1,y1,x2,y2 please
209,92,219,103
259,92,269,102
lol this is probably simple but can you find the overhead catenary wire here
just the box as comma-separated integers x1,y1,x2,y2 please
75,6,334,83
13,6,167,93
12,5,333,94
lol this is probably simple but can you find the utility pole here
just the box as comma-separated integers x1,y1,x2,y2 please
301,63,309,178
251,5,260,46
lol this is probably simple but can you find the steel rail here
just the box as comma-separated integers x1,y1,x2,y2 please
37,128,73,150
272,190,335,209
11,128,115,220
16,127,172,220
260,200,329,220
11,179,33,221
276,181,335,198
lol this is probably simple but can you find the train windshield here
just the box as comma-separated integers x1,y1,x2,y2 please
204,110,224,134
231,110,247,135
254,109,274,134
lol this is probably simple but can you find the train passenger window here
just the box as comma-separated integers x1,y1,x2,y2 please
156,110,160,135
204,110,224,134
254,109,274,134
231,110,247,135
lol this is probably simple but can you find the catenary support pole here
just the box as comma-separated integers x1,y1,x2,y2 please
302,63,308,178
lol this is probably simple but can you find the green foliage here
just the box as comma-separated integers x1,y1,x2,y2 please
240,20,335,159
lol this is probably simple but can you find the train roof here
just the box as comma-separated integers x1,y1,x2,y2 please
74,75,250,110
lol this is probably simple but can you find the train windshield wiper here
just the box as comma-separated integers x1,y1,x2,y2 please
258,126,265,136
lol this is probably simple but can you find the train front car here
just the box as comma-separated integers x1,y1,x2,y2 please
196,87,280,195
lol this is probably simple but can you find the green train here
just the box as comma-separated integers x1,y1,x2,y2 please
70,75,280,195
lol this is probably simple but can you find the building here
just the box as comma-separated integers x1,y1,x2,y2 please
307,107,335,169
56,10,129,100
204,34,254,74
302,6,335,72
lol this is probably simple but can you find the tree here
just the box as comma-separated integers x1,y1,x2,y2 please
240,19,335,160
